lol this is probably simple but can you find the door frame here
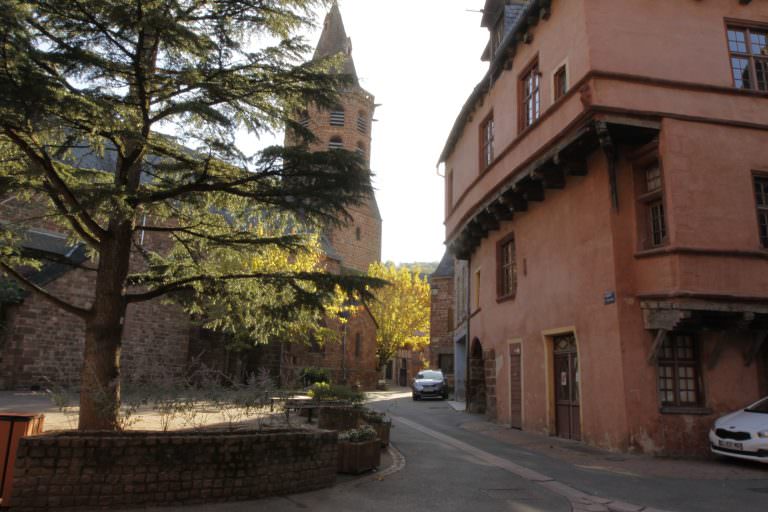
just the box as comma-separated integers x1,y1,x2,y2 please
541,327,582,438
507,338,524,429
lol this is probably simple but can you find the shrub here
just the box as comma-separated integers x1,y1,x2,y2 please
307,383,365,404
338,425,378,443
300,367,331,387
362,410,388,424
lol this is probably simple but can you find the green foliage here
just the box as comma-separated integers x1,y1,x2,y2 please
338,425,377,443
307,382,365,404
300,367,330,387
0,0,383,338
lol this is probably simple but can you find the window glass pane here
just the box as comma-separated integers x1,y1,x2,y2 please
728,29,747,53
751,31,767,55
755,58,768,91
731,57,752,89
645,165,662,192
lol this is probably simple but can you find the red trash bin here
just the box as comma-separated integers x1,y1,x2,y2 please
0,413,45,508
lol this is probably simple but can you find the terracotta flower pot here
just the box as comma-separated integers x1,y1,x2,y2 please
337,439,381,474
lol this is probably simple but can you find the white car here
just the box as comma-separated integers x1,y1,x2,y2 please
709,396,768,463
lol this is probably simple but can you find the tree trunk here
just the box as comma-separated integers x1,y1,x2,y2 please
78,224,133,430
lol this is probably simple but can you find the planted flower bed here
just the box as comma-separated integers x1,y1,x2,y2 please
362,410,391,447
337,426,381,475
10,429,337,511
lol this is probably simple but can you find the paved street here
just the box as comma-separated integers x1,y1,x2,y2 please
115,390,766,512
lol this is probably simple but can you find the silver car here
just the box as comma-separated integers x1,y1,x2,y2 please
412,370,448,401
709,396,768,463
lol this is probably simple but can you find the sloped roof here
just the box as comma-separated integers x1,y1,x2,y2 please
431,251,455,279
313,1,359,86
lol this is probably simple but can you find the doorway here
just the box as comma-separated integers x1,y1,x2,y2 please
398,358,407,387
553,334,580,440
509,343,522,429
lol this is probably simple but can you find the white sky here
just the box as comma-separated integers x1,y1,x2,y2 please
245,1,489,264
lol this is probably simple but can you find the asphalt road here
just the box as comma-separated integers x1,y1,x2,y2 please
124,392,768,512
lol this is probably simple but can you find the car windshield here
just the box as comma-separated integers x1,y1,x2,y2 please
417,371,442,380
745,397,768,413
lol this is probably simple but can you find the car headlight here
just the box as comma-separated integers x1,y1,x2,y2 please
757,431,768,439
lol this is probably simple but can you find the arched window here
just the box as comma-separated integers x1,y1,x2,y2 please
357,111,367,133
330,107,345,127
328,136,344,150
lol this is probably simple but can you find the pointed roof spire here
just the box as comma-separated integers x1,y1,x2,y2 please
314,1,359,86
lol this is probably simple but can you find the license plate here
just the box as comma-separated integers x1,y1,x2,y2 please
718,440,744,451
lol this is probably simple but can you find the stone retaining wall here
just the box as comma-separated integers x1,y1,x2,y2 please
9,429,337,511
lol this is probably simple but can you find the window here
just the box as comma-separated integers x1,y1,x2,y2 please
480,113,494,171
554,65,568,101
328,136,344,150
754,176,768,248
355,333,362,358
520,59,541,130
330,108,345,126
355,226,361,241
497,234,517,300
658,334,702,407
456,262,468,323
636,162,667,249
446,168,454,214
357,112,367,133
491,15,505,59
356,142,366,158
438,354,454,374
727,26,768,92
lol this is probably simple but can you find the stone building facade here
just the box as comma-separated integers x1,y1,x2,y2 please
441,0,768,456
0,195,191,390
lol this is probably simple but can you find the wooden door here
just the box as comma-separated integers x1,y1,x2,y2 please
509,344,522,429
554,334,580,440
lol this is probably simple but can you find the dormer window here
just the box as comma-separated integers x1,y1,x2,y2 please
491,15,505,58
330,108,345,127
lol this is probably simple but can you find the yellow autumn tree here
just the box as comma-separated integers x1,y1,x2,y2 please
365,262,431,370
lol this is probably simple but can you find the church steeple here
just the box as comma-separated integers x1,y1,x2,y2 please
314,1,359,86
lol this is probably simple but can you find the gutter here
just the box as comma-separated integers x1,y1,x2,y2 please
438,0,551,164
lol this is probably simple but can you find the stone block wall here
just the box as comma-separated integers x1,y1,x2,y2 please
484,349,497,421
429,274,454,380
9,429,337,511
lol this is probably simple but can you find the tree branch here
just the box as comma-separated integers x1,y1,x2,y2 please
0,262,92,319
3,129,107,243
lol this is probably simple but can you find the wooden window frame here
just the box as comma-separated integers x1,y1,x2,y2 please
632,143,668,250
554,65,568,102
496,233,517,302
726,23,768,92
519,57,541,132
753,173,768,249
657,333,703,408
479,112,495,173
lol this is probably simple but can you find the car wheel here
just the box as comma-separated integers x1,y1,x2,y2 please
412,393,419,401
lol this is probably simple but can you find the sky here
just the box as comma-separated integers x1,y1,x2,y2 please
245,0,490,265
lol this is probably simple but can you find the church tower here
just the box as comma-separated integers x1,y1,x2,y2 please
277,2,382,389
287,1,382,273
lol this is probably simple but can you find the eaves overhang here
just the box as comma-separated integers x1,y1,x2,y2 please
438,0,552,165
447,118,660,260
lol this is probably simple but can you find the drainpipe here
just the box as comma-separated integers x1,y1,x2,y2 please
465,253,472,412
